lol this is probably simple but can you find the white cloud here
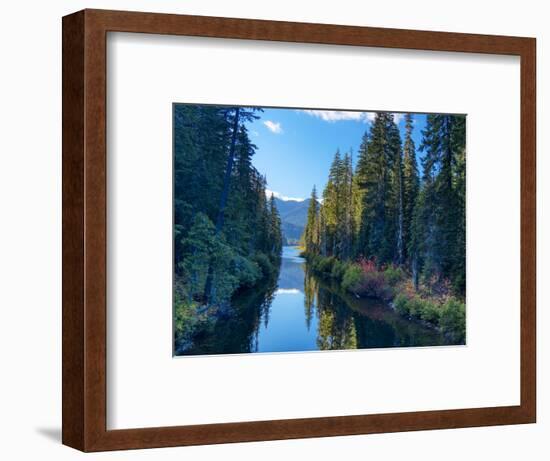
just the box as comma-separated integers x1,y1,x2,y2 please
265,189,305,202
300,110,369,123
366,112,376,122
300,110,405,125
276,288,301,295
250,130,260,137
263,120,283,134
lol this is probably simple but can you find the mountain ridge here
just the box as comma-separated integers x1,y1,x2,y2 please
273,197,310,245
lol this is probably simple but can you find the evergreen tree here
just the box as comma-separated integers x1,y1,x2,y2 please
413,114,465,293
402,113,419,266
304,186,320,255
321,150,342,257
268,194,283,256
303,271,318,331
353,131,370,256
253,174,271,255
340,151,354,260
180,213,216,300
393,129,405,265
173,104,283,308
451,115,466,294
357,112,401,264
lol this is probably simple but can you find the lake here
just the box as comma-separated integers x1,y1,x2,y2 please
179,246,448,356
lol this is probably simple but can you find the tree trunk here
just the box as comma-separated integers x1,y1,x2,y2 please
397,166,404,265
204,107,241,302
215,107,241,232
412,253,419,291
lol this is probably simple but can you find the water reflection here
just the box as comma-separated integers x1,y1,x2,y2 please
182,246,447,356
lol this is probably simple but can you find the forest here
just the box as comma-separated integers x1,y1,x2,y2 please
301,112,466,343
173,104,283,352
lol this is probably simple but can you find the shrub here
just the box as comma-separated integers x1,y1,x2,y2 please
330,259,341,279
358,258,377,274
394,293,411,316
355,271,392,300
252,253,275,278
232,255,261,288
342,264,362,292
384,265,406,286
173,298,199,344
407,296,425,319
316,256,336,275
419,300,440,325
331,260,350,281
440,298,466,343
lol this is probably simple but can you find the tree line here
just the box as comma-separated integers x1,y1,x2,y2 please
174,104,283,310
303,112,466,297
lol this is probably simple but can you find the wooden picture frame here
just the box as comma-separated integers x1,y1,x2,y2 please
62,8,536,452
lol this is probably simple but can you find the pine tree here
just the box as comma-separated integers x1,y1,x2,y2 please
402,113,419,267
321,150,342,257
268,194,283,256
173,104,284,308
304,186,320,255
357,112,401,265
253,174,270,255
353,131,370,257
413,114,465,293
303,271,318,330
451,115,466,294
340,151,354,260
393,128,405,265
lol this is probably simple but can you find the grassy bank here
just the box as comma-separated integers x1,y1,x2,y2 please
305,254,465,343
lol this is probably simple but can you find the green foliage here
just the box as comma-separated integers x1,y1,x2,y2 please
356,113,402,264
415,114,466,294
419,300,440,325
393,293,464,340
402,113,419,265
268,194,283,256
301,111,466,300
407,296,426,319
383,265,406,286
230,255,261,289
303,186,320,255
330,259,349,281
173,298,200,344
318,150,354,260
207,237,240,305
173,104,283,313
313,255,337,275
341,264,362,292
252,252,276,279
179,212,216,298
394,293,410,317
440,299,466,343
311,255,405,302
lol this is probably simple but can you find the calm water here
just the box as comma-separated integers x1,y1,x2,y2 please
181,246,447,355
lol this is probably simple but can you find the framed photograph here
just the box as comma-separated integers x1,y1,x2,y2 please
62,9,536,451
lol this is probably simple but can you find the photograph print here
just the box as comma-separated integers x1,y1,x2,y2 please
173,104,466,356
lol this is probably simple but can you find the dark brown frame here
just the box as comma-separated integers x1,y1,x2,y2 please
62,8,536,452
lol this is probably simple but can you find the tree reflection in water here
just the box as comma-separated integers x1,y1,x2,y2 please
181,247,448,356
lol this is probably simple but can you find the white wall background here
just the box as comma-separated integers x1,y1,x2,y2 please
0,0,546,459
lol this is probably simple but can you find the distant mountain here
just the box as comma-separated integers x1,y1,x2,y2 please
273,197,311,245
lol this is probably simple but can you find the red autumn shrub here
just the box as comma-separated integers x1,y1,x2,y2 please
352,258,393,300
358,257,377,274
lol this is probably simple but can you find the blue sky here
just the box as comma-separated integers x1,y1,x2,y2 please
246,108,427,201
